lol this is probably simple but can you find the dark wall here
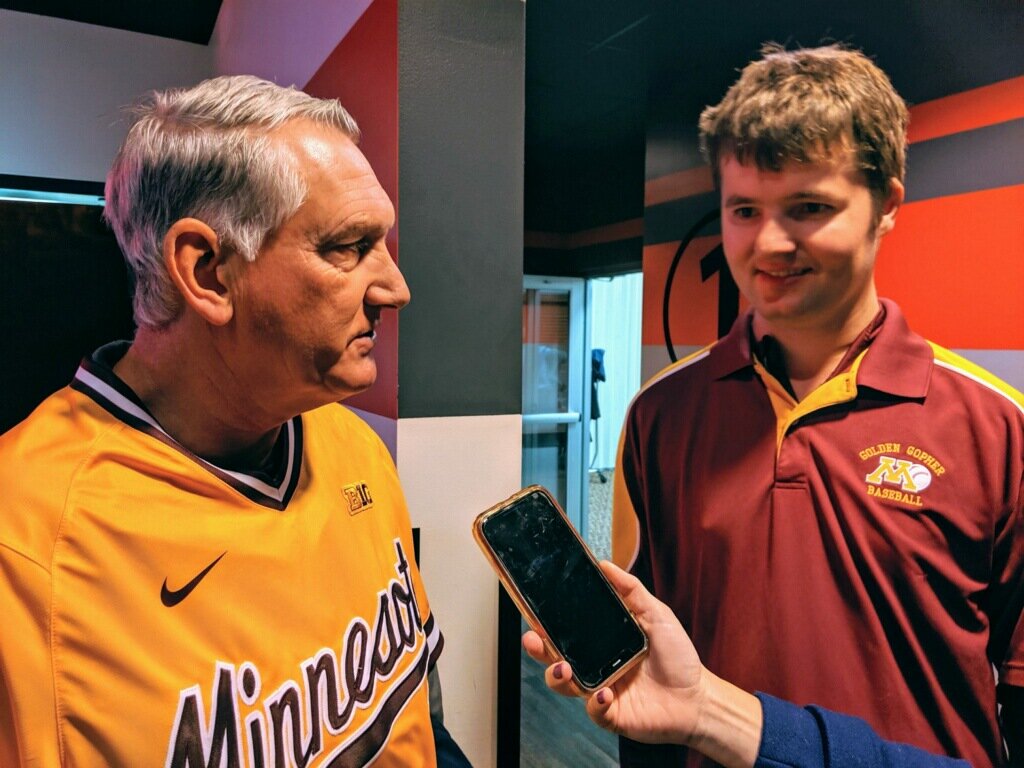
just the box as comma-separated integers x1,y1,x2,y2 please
0,201,134,433
397,0,525,418
524,238,642,278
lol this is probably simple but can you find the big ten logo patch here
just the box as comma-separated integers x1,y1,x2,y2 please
859,442,946,508
343,482,374,515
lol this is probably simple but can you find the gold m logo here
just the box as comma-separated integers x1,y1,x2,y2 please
343,482,374,514
865,456,932,493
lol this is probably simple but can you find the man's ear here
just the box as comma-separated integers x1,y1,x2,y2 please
876,177,904,238
162,219,233,326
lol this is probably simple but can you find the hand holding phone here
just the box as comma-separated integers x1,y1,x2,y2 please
473,485,648,692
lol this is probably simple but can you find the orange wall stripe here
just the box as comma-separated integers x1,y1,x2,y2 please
875,184,1024,350
541,78,1024,255
907,76,1024,145
642,235,725,346
641,76,1024,210
524,217,644,250
644,165,714,207
643,186,1023,350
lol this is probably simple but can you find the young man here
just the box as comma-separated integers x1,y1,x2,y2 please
611,45,1023,766
0,76,461,766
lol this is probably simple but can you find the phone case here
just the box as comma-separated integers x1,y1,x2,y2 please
472,484,648,692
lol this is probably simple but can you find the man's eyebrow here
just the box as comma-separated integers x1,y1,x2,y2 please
787,190,841,201
315,221,389,244
723,191,842,207
723,195,757,207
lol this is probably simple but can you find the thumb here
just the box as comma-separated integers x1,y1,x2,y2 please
598,560,656,618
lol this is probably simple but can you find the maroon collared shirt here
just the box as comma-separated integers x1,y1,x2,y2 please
613,299,1024,767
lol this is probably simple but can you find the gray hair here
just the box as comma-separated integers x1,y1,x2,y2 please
104,75,360,329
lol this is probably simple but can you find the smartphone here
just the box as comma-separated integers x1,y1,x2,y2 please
473,485,648,692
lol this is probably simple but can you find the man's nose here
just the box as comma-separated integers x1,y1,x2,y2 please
754,216,796,255
366,248,411,309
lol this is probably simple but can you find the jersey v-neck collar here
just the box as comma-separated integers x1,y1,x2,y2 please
70,341,303,511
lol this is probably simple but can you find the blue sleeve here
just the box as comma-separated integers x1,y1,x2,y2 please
431,716,472,768
754,693,970,768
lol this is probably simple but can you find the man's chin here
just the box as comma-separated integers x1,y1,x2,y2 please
326,365,378,401
752,293,816,321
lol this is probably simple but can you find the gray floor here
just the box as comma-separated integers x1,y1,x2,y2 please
586,469,613,562
520,648,618,767
519,470,618,766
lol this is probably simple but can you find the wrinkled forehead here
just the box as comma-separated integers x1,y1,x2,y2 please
269,119,368,177
270,119,395,231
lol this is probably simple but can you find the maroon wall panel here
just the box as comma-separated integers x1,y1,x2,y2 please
304,0,400,419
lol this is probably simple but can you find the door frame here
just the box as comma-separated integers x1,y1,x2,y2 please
521,275,592,534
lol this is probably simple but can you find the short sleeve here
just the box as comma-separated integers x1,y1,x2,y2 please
611,417,641,570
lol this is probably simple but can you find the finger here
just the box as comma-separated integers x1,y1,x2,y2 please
522,630,557,665
544,661,583,698
585,687,618,732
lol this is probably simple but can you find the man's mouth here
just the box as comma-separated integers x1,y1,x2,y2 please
756,267,812,278
353,329,377,342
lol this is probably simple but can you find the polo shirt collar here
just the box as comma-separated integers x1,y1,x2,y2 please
707,312,756,380
855,299,933,398
706,298,933,399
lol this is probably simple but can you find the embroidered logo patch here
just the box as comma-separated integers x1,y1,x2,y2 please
859,443,945,508
343,482,374,515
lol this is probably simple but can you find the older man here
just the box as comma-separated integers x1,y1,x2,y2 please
0,76,456,767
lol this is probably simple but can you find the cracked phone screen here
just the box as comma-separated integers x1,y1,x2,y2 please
482,490,645,688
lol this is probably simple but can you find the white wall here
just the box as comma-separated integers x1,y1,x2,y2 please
211,0,374,85
0,10,212,183
397,414,522,768
589,273,643,470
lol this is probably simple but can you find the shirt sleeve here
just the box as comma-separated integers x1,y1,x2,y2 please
991,467,1024,687
0,546,60,768
755,693,971,768
612,400,659,595
611,415,641,571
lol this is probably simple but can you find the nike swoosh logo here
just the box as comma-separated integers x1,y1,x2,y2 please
161,552,227,607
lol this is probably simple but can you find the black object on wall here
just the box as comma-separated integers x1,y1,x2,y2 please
0,0,224,44
0,200,134,434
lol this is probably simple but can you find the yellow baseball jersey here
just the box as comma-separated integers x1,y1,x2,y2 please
0,343,442,767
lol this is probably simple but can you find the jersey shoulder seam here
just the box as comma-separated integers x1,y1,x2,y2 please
626,343,716,418
927,341,1024,415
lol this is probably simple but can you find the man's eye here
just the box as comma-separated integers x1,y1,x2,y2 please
322,239,371,260
339,240,372,255
792,202,831,217
731,206,757,220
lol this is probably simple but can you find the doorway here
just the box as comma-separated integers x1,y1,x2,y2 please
521,275,589,530
512,272,643,767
